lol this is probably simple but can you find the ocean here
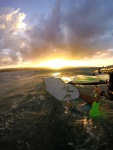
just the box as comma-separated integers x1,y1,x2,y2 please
0,68,113,150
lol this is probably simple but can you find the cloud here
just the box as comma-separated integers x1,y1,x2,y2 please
0,0,113,67
0,8,28,67
61,0,113,57
25,0,113,61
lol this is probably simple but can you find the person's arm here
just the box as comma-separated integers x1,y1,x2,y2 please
94,87,111,99
79,93,100,104
100,92,110,99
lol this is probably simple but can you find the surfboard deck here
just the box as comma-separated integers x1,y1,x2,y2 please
44,77,92,114
44,77,80,101
71,75,108,85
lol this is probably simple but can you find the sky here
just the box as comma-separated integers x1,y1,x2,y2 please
0,0,113,69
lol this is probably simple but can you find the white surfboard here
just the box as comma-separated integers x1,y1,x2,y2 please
44,77,80,101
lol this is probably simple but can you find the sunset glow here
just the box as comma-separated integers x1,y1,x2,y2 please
35,56,113,69
0,1,113,69
37,59,88,69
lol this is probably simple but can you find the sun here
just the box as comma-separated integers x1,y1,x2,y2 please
36,58,90,69
37,59,69,69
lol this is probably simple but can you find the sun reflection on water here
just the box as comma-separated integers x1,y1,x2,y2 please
51,72,61,77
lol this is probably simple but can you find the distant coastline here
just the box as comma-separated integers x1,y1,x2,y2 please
0,67,40,72
0,66,99,72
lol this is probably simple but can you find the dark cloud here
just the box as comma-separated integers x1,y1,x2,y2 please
61,0,113,57
25,0,113,61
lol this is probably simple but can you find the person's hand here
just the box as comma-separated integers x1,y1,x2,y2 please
94,87,101,94
94,87,105,96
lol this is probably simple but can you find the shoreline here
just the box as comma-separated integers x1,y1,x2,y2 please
0,66,99,72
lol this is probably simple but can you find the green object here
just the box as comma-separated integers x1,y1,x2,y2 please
73,75,108,84
90,101,100,117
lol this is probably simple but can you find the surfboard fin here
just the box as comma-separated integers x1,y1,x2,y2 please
90,101,100,117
